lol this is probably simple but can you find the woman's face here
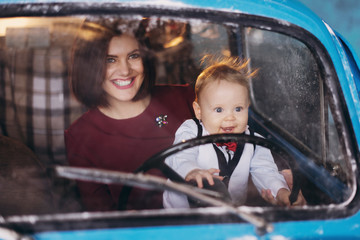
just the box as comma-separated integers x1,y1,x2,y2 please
103,34,145,104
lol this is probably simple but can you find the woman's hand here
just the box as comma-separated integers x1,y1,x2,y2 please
280,169,307,206
185,168,223,188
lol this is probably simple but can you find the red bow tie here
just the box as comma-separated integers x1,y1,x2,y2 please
216,142,237,152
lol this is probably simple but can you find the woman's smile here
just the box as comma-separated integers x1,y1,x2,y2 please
111,77,136,89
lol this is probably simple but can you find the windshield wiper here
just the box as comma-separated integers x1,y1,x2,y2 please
55,166,273,235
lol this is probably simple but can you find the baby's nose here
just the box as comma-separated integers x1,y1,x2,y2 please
224,112,236,121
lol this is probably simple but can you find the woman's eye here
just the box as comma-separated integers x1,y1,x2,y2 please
215,107,223,113
129,53,141,60
235,107,242,112
106,57,116,63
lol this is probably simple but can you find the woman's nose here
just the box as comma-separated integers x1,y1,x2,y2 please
116,60,131,76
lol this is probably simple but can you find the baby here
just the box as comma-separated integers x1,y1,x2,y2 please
163,56,296,208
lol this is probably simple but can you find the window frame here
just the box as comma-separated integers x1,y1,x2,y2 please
0,1,359,234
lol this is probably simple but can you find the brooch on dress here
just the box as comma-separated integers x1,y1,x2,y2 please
156,114,168,128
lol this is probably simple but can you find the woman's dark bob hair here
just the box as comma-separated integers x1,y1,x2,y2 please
70,20,156,109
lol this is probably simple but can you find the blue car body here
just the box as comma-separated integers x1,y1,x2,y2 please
0,0,359,239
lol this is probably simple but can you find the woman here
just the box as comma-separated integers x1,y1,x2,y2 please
65,21,194,211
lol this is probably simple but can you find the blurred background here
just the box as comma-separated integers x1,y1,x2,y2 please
299,0,360,58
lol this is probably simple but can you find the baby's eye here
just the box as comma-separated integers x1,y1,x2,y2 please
215,107,223,113
106,57,116,63
235,107,243,112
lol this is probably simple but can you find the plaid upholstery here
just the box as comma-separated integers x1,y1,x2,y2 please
0,47,85,166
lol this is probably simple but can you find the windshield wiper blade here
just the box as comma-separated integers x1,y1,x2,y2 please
55,166,273,235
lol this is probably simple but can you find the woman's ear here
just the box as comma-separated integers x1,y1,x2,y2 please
193,101,201,120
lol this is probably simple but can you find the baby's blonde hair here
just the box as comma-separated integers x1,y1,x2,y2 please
194,55,257,103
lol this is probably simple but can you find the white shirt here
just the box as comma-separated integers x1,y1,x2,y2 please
163,119,288,208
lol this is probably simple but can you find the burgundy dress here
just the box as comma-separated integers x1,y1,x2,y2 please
65,85,194,211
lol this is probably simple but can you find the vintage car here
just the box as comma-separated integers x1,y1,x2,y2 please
0,0,359,239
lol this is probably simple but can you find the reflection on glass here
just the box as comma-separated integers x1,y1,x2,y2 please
245,28,322,157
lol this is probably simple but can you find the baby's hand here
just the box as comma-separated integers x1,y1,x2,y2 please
261,188,306,206
261,188,291,206
185,168,223,188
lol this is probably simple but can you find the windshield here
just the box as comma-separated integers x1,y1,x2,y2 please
0,13,355,222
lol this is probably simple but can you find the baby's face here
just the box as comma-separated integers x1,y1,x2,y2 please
193,80,249,134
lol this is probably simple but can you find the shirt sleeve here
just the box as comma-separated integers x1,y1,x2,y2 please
165,119,201,179
249,133,289,197
65,130,116,211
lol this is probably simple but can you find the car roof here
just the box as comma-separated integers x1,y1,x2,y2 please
0,0,339,68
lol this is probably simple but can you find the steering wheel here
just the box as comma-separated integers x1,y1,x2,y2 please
117,134,301,210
